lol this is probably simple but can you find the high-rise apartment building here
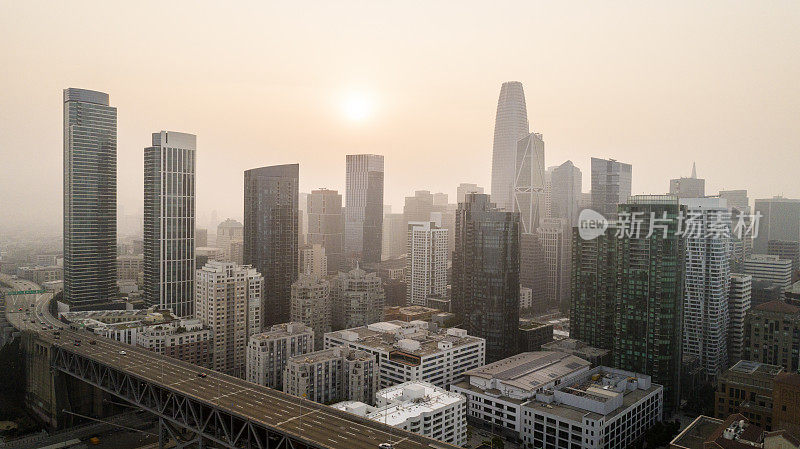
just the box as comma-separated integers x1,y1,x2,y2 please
550,160,582,226
246,322,314,389
743,300,800,373
405,221,448,306
298,243,327,277
753,196,800,254
290,274,331,349
307,189,344,273
330,266,385,330
243,164,299,327
728,273,752,364
490,81,529,211
143,131,196,318
537,218,572,313
591,157,632,218
452,193,520,363
195,261,263,377
669,163,706,198
216,218,244,264
283,346,378,405
680,198,731,379
345,154,384,264
63,88,118,307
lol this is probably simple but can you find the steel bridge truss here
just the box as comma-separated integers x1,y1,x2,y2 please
51,346,323,449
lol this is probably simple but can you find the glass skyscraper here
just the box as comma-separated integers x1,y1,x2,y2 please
452,193,519,363
63,88,117,307
243,164,299,327
345,154,384,264
591,157,632,218
143,131,196,318
490,81,529,212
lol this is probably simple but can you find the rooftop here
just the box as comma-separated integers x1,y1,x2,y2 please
287,346,373,365
465,352,590,394
753,300,800,314
727,359,784,377
250,322,314,341
325,320,482,357
670,415,724,449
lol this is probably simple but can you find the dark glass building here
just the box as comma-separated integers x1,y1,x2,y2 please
345,154,384,264
63,88,117,307
243,164,299,327
452,193,519,363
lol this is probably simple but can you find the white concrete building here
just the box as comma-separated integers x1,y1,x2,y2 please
195,261,263,377
743,254,793,288
406,221,448,306
680,198,731,379
299,243,327,277
324,320,485,389
290,274,331,349
333,381,467,446
451,352,591,441
520,286,533,310
246,322,314,389
728,273,752,363
520,366,663,449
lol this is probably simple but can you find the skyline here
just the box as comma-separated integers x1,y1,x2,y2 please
2,1,799,233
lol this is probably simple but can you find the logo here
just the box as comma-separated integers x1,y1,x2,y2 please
578,209,608,240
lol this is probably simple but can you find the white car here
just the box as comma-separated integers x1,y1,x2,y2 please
119,350,127,355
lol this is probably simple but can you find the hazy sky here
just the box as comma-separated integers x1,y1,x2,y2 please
1,1,799,233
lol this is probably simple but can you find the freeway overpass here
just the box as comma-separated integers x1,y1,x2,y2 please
1,275,458,449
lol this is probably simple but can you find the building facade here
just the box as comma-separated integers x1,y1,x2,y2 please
753,197,800,255
550,160,582,226
143,131,196,318
283,346,378,405
307,189,344,274
490,81,529,212
406,221,448,307
330,266,385,330
728,273,752,364
590,157,632,218
743,254,793,288
743,300,800,373
243,164,299,327
345,154,384,264
298,243,327,277
63,88,118,307
715,360,783,430
246,322,314,389
290,274,331,349
538,217,572,313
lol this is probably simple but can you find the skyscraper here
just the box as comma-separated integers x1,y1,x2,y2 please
63,88,117,307
307,188,345,273
615,196,685,412
143,131,196,318
753,196,800,254
381,212,406,260
728,273,752,364
456,183,484,204
345,154,384,264
591,157,632,218
291,274,331,349
513,132,546,235
330,266,385,330
243,164,299,327
669,163,706,198
537,218,572,313
490,81,529,211
680,198,731,379
452,193,519,363
406,221,448,306
550,160,582,226
195,261,263,377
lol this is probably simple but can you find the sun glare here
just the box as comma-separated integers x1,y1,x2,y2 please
341,92,373,122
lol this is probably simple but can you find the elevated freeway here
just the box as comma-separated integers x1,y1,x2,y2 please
1,274,457,449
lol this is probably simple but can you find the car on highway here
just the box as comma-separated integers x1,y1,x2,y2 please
197,373,207,378
379,444,394,449
119,350,127,355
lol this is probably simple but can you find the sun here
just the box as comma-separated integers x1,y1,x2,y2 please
341,92,374,122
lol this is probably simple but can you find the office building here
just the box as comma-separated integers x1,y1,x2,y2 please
333,382,467,446
243,164,299,327
63,88,118,307
382,212,407,260
195,228,208,247
728,274,752,364
743,254,793,288
16,265,63,285
406,221,448,306
550,160,582,226
743,300,800,373
307,188,345,274
520,365,663,449
345,154,384,263
330,266,385,330
767,240,800,278
324,320,485,389
298,243,327,277
283,346,378,405
541,339,613,367
195,261,263,377
517,320,553,352
537,218,572,313
772,372,800,434
715,360,783,430
490,81,529,211
117,255,143,282
591,157,632,218
452,193,520,363
514,132,546,234
720,189,753,271
246,322,314,389
143,131,196,318
216,218,244,264
456,183,483,204
519,286,532,309
669,163,706,198
680,198,731,379
290,274,331,349
754,197,800,254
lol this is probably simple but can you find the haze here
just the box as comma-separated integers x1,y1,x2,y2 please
1,1,799,234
